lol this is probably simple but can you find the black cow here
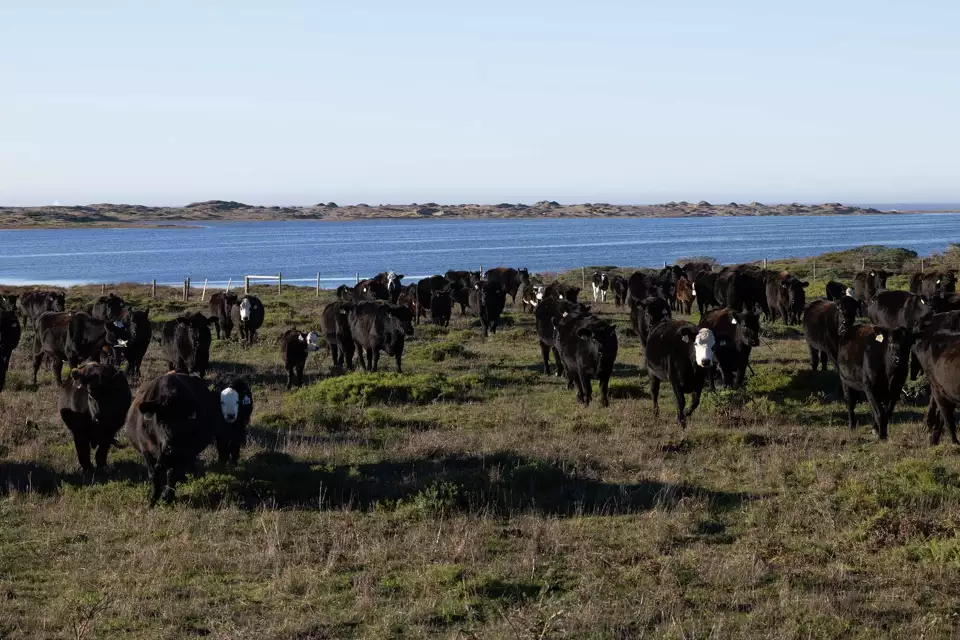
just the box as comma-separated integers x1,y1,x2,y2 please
699,308,760,388
430,288,453,327
349,301,414,372
0,294,18,312
542,282,581,303
486,267,529,304
353,278,390,301
852,270,888,303
721,267,771,317
929,291,960,314
33,311,129,385
631,296,671,347
682,262,713,282
230,295,265,347
372,271,404,303
0,309,21,394
123,309,152,379
825,281,848,301
91,293,126,323
837,324,913,440
414,275,449,323
803,297,862,371
58,362,132,474
319,301,355,370
554,313,618,406
910,271,956,298
611,276,628,307
335,284,355,302
909,310,960,381
591,272,610,303
18,291,65,326
694,272,720,316
208,291,238,339
213,377,253,464
160,313,215,377
658,268,679,310
125,372,224,506
281,329,321,388
534,298,590,376
914,331,960,444
451,286,472,317
644,321,716,428
626,272,663,307
469,281,508,337
445,270,481,289
765,273,808,324
867,290,934,333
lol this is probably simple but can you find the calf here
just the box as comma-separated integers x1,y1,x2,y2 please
867,290,933,333
930,292,960,313
694,272,720,316
825,281,847,301
611,276,628,307
230,295,265,347
123,310,152,379
58,362,132,474
914,331,960,444
485,267,529,304
160,313,215,377
33,312,129,385
534,298,591,376
430,288,453,327
699,308,760,388
469,281,508,337
803,296,862,371
554,313,618,406
0,309,21,394
213,377,253,464
281,329,321,388
349,301,414,372
675,276,694,315
91,293,126,323
853,269,888,303
335,284,355,302
766,273,808,324
644,321,716,428
414,275,449,323
517,282,542,313
125,372,224,506
591,272,610,303
910,271,956,298
208,291,238,339
319,301,355,370
631,296,671,347
837,324,913,440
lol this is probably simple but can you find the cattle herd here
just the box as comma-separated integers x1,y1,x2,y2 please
2,262,960,506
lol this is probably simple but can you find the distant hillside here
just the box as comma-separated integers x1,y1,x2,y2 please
0,199,951,228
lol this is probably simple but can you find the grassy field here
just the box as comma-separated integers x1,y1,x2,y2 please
2,269,960,639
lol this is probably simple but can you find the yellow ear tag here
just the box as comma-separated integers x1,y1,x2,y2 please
875,334,884,343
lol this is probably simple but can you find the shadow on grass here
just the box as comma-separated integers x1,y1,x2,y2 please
0,459,148,496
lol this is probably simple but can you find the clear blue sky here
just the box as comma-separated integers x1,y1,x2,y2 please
2,1,957,206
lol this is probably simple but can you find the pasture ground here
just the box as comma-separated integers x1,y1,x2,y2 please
2,272,960,639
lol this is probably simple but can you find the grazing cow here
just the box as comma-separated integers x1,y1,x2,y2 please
125,372,224,506
803,296,862,371
694,272,720,316
430,288,453,327
230,295,265,347
611,276,628,307
33,312,129,385
631,296,671,347
414,275,449,323
208,291,238,339
910,271,956,298
675,276,694,315
534,298,591,376
335,284,355,302
18,291,65,326
644,321,716,428
159,313,215,377
58,362,132,474
591,272,610,303
281,329,321,389
353,278,390,302
931,292,960,314
0,309,21,394
320,301,355,370
469,281,508,337
554,313,618,406
825,281,847,301
517,281,542,313
699,308,760,388
212,377,253,464
348,301,414,372
486,267,529,304
837,324,913,440
91,294,126,323
852,270,888,303
914,331,960,444
867,290,934,333
765,273,808,324
123,310,152,379
542,282,581,303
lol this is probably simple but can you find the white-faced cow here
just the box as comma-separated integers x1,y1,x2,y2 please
644,321,716,428
231,295,265,347
592,272,610,303
281,329,321,388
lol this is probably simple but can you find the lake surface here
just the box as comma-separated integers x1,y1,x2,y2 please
0,214,958,288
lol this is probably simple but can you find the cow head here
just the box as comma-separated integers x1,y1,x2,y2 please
127,309,150,342
220,387,240,423
873,326,914,374
389,304,415,337
730,310,761,347
385,272,403,295
49,292,66,313
681,327,715,367
835,295,861,338
640,296,671,329
239,297,253,321
576,320,616,366
518,268,530,283
912,294,935,331
300,330,321,351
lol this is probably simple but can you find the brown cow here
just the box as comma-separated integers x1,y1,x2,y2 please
675,276,694,315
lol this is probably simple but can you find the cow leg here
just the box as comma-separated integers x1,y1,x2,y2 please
149,465,166,507
581,373,593,406
71,432,93,474
286,366,294,390
572,371,586,404
843,385,859,431
936,398,959,445
650,376,661,417
297,362,305,387
685,386,703,420
670,379,687,429
863,386,887,440
52,358,64,386
32,352,43,385
354,342,366,370
820,351,829,371
910,351,923,381
539,342,552,375
808,346,820,371
552,347,564,377
394,351,403,374
94,440,110,472
369,349,378,372
598,373,610,407
925,396,942,445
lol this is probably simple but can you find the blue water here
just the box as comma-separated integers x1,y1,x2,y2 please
0,214,957,287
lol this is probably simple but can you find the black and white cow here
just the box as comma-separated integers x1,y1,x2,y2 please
281,329,322,389
644,321,716,428
213,377,254,465
230,295,265,347
592,272,610,303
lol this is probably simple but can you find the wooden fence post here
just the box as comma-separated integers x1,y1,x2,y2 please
762,258,767,269
226,277,232,292
812,260,816,282
186,278,191,301
921,258,925,272
277,272,282,295
244,276,250,295
581,266,585,291
316,272,321,297
356,272,360,284
480,264,483,277
862,258,866,270
200,278,208,302
151,279,156,299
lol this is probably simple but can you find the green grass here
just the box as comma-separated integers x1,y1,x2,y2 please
1,268,959,638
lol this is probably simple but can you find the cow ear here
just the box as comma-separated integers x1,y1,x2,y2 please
801,281,809,288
